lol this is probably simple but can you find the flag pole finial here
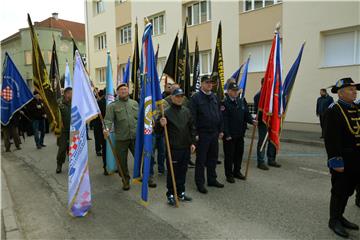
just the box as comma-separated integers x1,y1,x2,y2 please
68,30,74,39
275,22,281,33
144,17,149,25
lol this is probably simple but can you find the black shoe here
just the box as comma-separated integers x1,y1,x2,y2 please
122,181,130,191
268,161,281,168
234,172,246,180
257,163,269,170
5,149,10,152
340,217,359,230
96,152,102,156
188,160,195,168
197,185,208,194
36,145,42,149
103,169,109,176
167,195,176,206
56,165,62,174
208,180,224,188
356,197,360,208
16,146,21,150
226,177,235,183
217,160,222,165
179,192,192,202
40,144,46,147
148,179,157,188
329,220,349,238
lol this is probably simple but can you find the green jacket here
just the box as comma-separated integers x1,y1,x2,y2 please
104,98,138,141
59,99,71,133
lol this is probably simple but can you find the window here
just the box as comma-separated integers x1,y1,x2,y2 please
242,42,272,72
118,25,131,45
96,0,105,14
95,33,107,50
187,1,211,26
24,51,32,65
96,67,106,83
243,0,281,12
157,57,166,77
148,13,165,36
322,30,360,67
47,51,52,65
189,51,211,75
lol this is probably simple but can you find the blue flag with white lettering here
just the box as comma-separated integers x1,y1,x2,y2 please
1,52,33,125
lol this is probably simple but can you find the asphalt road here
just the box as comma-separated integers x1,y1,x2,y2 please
1,130,359,239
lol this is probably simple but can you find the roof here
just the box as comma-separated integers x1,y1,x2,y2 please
1,17,85,44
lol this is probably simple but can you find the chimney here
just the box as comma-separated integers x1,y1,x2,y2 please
52,12,58,20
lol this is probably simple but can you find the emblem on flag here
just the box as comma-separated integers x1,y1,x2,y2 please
1,86,13,101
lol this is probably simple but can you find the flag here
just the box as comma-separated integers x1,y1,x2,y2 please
105,51,117,173
238,57,250,98
64,60,72,89
163,34,178,82
122,57,131,85
116,64,122,88
155,44,159,67
212,22,225,101
28,14,62,136
192,38,200,93
131,21,140,101
178,22,191,97
282,42,305,111
224,63,244,92
68,51,100,217
49,39,62,99
133,22,162,205
1,52,34,125
258,32,283,150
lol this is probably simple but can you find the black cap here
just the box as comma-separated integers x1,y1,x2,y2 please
172,88,185,96
201,75,212,82
64,87,72,93
116,83,128,90
227,82,239,91
331,77,360,93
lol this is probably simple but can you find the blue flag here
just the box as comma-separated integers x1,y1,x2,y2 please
238,57,250,98
1,53,33,125
282,43,305,111
122,57,131,85
64,60,72,89
105,51,117,173
133,22,162,205
225,64,244,92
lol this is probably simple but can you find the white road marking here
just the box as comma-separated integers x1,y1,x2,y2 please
299,167,330,176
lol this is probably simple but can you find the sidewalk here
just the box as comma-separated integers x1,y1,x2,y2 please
1,169,24,240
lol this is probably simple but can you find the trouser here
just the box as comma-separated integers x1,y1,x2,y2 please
356,184,360,201
3,125,21,150
223,137,244,178
329,170,359,223
257,122,277,164
195,132,219,186
93,121,103,153
101,133,106,169
32,119,45,147
115,139,135,181
319,114,325,137
56,132,69,165
166,148,190,196
151,133,166,173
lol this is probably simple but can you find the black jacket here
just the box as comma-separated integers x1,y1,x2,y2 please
156,103,196,149
316,95,333,116
221,96,253,139
25,99,46,120
190,90,223,134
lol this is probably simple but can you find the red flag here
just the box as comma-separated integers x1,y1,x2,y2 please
258,32,283,150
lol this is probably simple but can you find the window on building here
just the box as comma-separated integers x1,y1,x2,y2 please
148,13,165,36
243,0,281,12
119,25,131,45
47,51,52,65
322,30,360,67
187,1,211,26
95,33,107,50
242,42,272,72
96,67,106,83
157,57,166,77
24,51,32,65
189,51,211,75
96,0,105,14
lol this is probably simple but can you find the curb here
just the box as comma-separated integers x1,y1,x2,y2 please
1,169,24,240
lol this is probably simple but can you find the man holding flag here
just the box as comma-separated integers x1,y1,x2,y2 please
1,52,33,152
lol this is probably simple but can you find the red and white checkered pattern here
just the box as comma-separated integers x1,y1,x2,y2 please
69,135,80,157
144,129,152,135
1,86,13,101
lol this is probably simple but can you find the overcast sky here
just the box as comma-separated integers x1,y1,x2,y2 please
0,0,85,41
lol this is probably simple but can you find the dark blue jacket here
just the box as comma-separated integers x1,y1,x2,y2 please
316,95,333,115
221,96,253,139
253,91,261,114
190,91,223,134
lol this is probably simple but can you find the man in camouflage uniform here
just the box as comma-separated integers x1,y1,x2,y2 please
56,87,72,173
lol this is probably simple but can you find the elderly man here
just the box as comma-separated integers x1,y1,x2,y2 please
324,77,360,238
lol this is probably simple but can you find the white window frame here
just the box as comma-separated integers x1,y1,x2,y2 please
95,0,105,14
147,13,166,36
157,57,166,77
242,41,272,73
187,1,211,26
199,51,212,75
96,67,106,83
243,0,281,12
24,51,32,65
119,24,131,45
322,29,360,68
95,33,107,50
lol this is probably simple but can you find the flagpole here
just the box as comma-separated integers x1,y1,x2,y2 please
244,114,258,180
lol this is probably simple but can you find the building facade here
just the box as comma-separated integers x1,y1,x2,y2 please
1,13,86,90
85,0,360,130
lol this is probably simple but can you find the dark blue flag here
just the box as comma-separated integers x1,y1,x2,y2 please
1,53,33,125
238,57,250,98
283,42,305,111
